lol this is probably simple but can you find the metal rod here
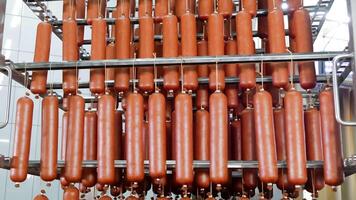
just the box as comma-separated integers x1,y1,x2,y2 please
0,65,13,129
13,52,345,71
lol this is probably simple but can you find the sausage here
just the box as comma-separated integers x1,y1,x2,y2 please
40,96,59,182
62,19,79,95
194,109,210,189
224,38,238,78
174,93,194,185
197,39,209,77
175,0,196,18
65,95,85,182
113,111,123,185
208,13,225,91
196,85,209,110
287,0,301,12
253,90,278,183
81,111,97,187
304,107,325,191
155,0,168,22
90,18,107,95
106,43,116,81
236,10,256,89
63,0,76,20
231,119,242,161
198,0,213,20
138,16,155,92
63,185,79,200
284,90,307,185
293,8,316,90
267,8,289,89
33,194,48,200
148,93,167,179
30,22,51,95
10,97,34,183
241,108,258,191
139,0,153,17
257,0,268,39
114,16,131,92
87,0,106,19
225,85,239,111
209,92,228,184
181,12,198,91
97,94,116,184
273,108,294,191
162,14,179,91
61,112,69,160
218,0,234,18
117,0,131,17
240,0,257,16
77,0,85,44
126,92,145,182
99,195,112,200
319,88,344,186
126,195,139,200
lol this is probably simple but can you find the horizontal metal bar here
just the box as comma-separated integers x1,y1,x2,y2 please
13,52,344,71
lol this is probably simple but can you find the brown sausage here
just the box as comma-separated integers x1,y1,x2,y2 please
138,16,155,92
208,13,225,91
40,96,59,182
106,43,116,81
33,194,48,200
63,0,76,20
90,18,107,94
117,0,131,17
61,112,69,160
273,108,293,191
241,0,257,16
304,107,325,191
174,93,194,185
62,19,79,95
87,0,106,19
209,92,228,184
218,0,233,18
99,195,112,200
175,0,196,18
293,8,316,90
63,185,79,200
267,8,289,89
81,111,97,187
319,88,344,186
267,0,283,10
224,38,238,78
253,90,278,183
197,39,209,77
257,0,268,39
77,0,85,44
97,94,116,184
225,85,239,111
155,0,168,21
139,0,153,17
241,108,258,191
148,93,167,179
65,95,85,182
126,92,145,182
10,97,34,183
115,15,131,92
181,12,198,91
113,111,123,185
236,10,256,89
31,22,51,95
162,14,179,91
287,0,301,12
198,0,213,20
194,109,210,189
284,90,307,185
231,119,242,161
196,85,209,110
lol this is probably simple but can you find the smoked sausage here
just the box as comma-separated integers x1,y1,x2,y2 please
241,108,258,191
319,88,344,186
63,0,76,20
62,19,79,95
293,8,316,90
181,11,198,91
287,0,301,12
284,89,307,186
31,22,51,95
125,92,145,182
148,92,167,179
97,94,116,184
65,95,85,182
87,0,106,19
209,91,228,184
241,0,257,16
208,12,225,91
61,112,69,160
231,119,242,161
90,18,107,94
99,195,112,200
117,0,131,17
174,93,194,185
63,185,79,200
197,39,209,77
77,0,85,44
268,8,289,89
194,109,210,189
113,111,123,185
253,90,278,183
304,107,325,191
155,0,168,21
40,95,59,182
225,85,239,111
236,10,256,89
81,111,97,187
139,0,153,17
10,97,34,183
33,193,48,200
198,0,213,20
162,14,179,91
115,15,131,92
196,85,209,110
218,0,233,18
106,43,116,82
224,38,238,78
138,16,155,92
175,0,196,18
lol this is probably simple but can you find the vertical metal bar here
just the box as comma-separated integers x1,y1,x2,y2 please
0,0,6,57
